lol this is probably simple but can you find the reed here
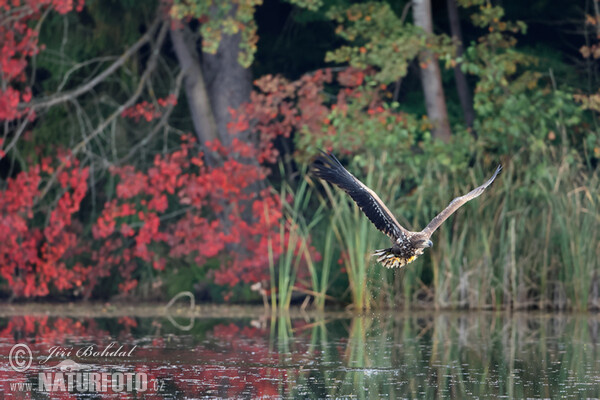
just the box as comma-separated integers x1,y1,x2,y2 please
266,171,307,312
408,156,599,310
271,151,598,310
549,163,599,310
267,163,334,311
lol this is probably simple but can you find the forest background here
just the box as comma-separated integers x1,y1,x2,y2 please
0,0,598,311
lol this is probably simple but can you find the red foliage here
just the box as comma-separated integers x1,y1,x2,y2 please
227,67,385,159
337,66,366,87
0,134,314,298
88,132,297,294
0,157,90,297
121,95,177,122
0,59,346,299
0,0,342,299
228,69,333,163
0,1,84,123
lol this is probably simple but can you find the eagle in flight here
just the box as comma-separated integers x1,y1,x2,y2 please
312,152,502,269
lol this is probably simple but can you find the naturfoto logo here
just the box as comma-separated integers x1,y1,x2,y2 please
8,343,163,394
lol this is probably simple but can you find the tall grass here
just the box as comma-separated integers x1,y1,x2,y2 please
550,165,599,310
406,156,599,310
268,153,598,310
266,164,335,312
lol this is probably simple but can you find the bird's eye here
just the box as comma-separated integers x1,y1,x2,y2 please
416,239,433,248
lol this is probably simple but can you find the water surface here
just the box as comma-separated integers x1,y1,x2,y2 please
0,306,599,398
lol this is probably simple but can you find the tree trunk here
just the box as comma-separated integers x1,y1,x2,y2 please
172,19,260,229
202,30,252,146
170,27,219,147
412,0,452,142
447,0,476,133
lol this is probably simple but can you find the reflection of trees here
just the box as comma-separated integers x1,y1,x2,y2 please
298,313,600,399
1,313,599,397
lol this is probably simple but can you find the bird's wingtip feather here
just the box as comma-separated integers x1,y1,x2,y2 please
494,164,503,178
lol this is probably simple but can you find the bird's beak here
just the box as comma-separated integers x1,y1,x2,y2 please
422,240,433,248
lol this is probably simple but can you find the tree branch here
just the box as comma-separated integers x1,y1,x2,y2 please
35,20,170,204
118,69,186,165
21,17,163,112
2,109,35,155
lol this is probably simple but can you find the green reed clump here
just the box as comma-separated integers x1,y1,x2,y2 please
548,164,599,310
274,150,598,311
267,163,336,312
416,161,516,309
402,155,599,310
267,166,313,312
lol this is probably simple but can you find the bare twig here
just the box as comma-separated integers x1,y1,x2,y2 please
21,16,163,111
34,20,170,204
0,6,34,28
400,1,413,24
118,69,185,164
2,109,35,155
56,56,119,92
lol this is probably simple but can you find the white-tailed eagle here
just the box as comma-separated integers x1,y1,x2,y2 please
312,152,502,268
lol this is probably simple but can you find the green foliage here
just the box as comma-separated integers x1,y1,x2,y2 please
550,165,599,310
458,0,527,35
325,2,453,84
573,92,600,161
171,0,324,68
289,0,599,310
288,0,323,12
163,259,216,300
172,0,262,67
456,0,579,155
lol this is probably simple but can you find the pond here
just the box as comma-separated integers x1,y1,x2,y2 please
0,305,599,399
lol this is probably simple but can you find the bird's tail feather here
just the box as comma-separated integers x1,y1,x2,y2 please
373,248,405,269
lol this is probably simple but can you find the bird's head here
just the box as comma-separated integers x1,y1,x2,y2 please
411,234,433,249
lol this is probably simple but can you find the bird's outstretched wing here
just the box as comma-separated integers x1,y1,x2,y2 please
421,165,502,237
312,151,408,240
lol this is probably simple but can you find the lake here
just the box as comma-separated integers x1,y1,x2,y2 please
0,305,599,398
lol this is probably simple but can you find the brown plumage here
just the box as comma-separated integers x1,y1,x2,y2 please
311,152,502,268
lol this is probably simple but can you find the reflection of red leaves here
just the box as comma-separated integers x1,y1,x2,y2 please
212,323,240,339
0,313,312,399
